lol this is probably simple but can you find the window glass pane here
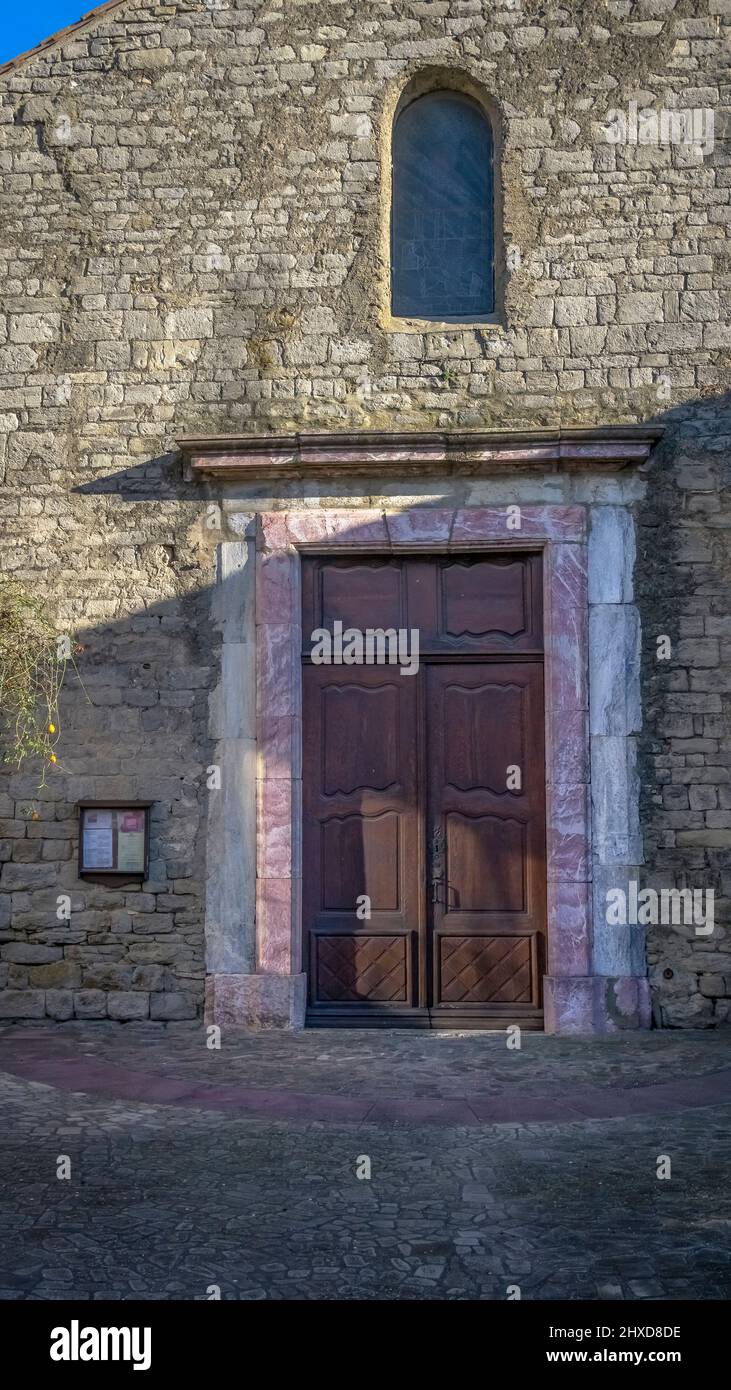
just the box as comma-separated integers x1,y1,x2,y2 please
392,92,494,320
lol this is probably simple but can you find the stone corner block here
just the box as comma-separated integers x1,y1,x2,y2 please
205,972,306,1030
544,975,651,1034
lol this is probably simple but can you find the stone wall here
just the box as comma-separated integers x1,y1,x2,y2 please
0,0,730,1024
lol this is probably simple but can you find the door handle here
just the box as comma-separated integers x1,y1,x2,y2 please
430,823,445,903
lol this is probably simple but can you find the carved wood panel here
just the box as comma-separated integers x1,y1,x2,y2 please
303,663,419,1014
427,663,546,1016
302,553,542,656
302,556,546,1024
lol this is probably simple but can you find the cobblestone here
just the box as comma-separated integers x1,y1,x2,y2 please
0,1026,729,1300
0,0,730,1030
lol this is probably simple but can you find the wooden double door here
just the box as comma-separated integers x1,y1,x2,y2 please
302,553,547,1028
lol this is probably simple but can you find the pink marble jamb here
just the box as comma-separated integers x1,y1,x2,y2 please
257,623,298,718
255,502,595,1033
452,505,585,544
549,708,588,786
548,977,653,1036
256,778,292,878
385,509,455,544
451,507,511,541
256,878,295,974
289,875,303,973
256,551,295,625
544,977,596,1035
283,511,334,547
546,543,588,713
207,972,306,1029
551,540,588,615
257,716,298,781
206,974,248,1029
319,509,390,546
258,511,291,554
548,880,591,977
547,783,590,881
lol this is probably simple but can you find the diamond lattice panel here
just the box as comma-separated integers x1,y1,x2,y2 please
439,935,532,1004
315,935,408,1003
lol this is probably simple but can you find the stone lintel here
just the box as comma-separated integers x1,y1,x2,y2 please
179,426,664,480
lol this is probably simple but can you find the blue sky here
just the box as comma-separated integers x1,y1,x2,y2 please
0,3,101,66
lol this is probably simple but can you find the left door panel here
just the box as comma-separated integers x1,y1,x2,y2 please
303,664,421,1018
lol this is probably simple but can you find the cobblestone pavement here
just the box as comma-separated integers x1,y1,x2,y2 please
1,1025,730,1301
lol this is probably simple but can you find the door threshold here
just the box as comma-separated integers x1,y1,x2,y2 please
306,1008,545,1031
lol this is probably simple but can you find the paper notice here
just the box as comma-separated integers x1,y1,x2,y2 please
83,810,113,870
117,829,145,873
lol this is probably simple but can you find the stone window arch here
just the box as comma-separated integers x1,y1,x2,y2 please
391,88,495,322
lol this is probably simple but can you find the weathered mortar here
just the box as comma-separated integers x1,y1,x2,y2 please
0,0,729,1024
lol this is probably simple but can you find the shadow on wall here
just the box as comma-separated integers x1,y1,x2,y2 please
0,388,729,1027
0,579,218,1025
632,389,731,1027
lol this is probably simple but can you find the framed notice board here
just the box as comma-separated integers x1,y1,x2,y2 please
78,802,152,882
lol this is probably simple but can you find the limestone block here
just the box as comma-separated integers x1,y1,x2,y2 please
0,990,45,1018
150,991,197,1019
82,964,135,991
616,293,664,324
588,507,635,604
544,976,651,1033
45,989,74,1020
28,961,81,988
1,864,57,893
2,943,62,963
206,972,306,1029
591,736,643,864
659,993,714,1027
329,113,372,138
107,991,150,1020
208,645,255,741
8,313,60,343
555,297,597,327
132,965,164,990
205,736,256,974
679,291,719,322
589,604,641,736
123,49,174,70
591,864,645,976
164,309,214,340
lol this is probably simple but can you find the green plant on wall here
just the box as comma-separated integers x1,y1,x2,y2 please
0,579,77,789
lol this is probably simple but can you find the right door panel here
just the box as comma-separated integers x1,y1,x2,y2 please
426,663,547,1022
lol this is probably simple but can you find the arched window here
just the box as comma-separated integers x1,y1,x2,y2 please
391,90,494,321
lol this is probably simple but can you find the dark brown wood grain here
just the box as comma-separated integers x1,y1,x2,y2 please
426,662,546,1022
302,554,546,1027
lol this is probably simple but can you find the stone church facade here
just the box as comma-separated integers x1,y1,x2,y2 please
0,0,729,1031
